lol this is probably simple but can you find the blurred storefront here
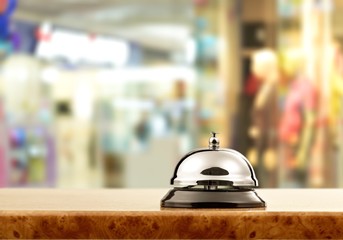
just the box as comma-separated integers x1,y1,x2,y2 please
235,0,343,188
0,0,343,188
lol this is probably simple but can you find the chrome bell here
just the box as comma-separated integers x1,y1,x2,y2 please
161,132,265,208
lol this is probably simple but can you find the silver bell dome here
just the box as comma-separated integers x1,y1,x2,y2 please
171,133,258,188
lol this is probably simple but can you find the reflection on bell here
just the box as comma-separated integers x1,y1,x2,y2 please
161,132,265,208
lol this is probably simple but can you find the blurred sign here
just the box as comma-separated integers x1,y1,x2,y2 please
35,23,130,67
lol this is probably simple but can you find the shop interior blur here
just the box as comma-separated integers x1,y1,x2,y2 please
0,0,343,188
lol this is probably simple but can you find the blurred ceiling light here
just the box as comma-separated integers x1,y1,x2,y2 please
97,66,196,84
112,99,154,110
186,38,196,64
41,66,60,84
119,23,191,51
73,84,93,120
136,24,191,42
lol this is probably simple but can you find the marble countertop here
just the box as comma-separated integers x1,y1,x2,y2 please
0,189,343,239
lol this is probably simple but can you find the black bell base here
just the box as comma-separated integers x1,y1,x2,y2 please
161,188,265,208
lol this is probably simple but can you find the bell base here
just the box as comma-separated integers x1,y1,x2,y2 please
161,188,265,208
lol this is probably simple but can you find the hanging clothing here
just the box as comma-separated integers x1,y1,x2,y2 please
278,76,317,187
251,81,279,187
279,77,317,144
244,74,261,97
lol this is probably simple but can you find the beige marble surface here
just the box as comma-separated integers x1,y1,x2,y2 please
0,189,343,239
0,188,342,212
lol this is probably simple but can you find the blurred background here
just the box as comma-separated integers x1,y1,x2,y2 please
0,0,342,188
